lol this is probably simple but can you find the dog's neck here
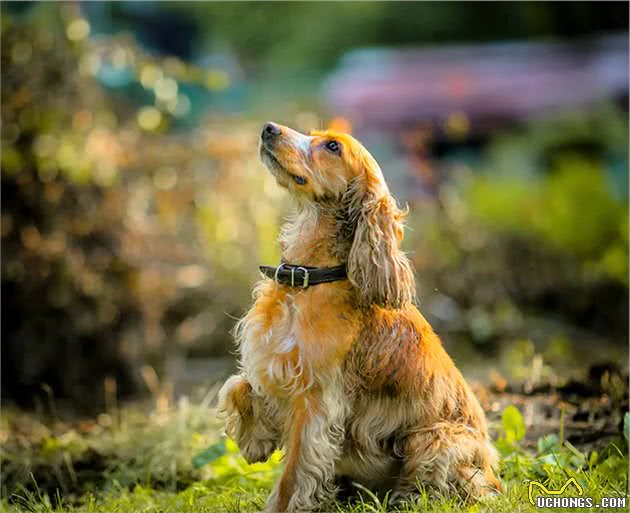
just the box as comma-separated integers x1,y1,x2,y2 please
279,201,348,268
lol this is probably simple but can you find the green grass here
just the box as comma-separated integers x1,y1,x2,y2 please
1,401,628,513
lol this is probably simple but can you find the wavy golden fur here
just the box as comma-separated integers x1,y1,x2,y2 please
218,122,501,512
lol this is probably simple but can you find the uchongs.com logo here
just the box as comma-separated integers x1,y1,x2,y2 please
528,477,627,509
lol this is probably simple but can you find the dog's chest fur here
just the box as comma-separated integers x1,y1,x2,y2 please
237,280,359,398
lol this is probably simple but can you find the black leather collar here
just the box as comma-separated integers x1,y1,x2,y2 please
259,263,347,289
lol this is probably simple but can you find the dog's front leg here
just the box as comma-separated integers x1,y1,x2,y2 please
218,374,280,464
265,391,345,513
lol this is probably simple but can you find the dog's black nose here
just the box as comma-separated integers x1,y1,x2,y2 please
262,122,281,141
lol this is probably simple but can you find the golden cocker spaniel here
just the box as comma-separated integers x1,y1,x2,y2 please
219,122,501,512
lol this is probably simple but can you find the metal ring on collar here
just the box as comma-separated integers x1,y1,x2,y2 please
274,263,286,284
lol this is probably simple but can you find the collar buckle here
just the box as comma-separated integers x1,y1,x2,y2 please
295,266,309,288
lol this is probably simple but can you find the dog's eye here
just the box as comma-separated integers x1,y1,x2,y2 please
292,175,307,185
325,140,341,154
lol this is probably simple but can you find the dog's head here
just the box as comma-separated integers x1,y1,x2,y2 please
260,122,415,309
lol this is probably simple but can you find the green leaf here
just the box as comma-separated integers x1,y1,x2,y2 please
537,434,560,454
495,438,517,457
623,412,629,442
501,405,526,442
191,439,227,469
538,453,560,466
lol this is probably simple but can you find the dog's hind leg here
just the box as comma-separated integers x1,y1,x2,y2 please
393,424,501,503
218,374,280,464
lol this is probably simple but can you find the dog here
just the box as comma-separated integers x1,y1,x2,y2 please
218,122,501,512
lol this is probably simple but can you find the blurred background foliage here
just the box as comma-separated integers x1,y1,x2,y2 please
0,1,628,416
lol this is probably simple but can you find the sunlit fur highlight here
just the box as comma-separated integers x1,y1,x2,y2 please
219,123,501,512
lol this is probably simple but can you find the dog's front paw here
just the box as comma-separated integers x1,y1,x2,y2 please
218,374,279,464
240,436,276,464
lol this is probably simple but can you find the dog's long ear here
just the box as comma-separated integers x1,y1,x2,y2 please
345,167,415,309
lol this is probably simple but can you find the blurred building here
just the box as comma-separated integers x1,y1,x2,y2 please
325,33,628,137
324,33,629,195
